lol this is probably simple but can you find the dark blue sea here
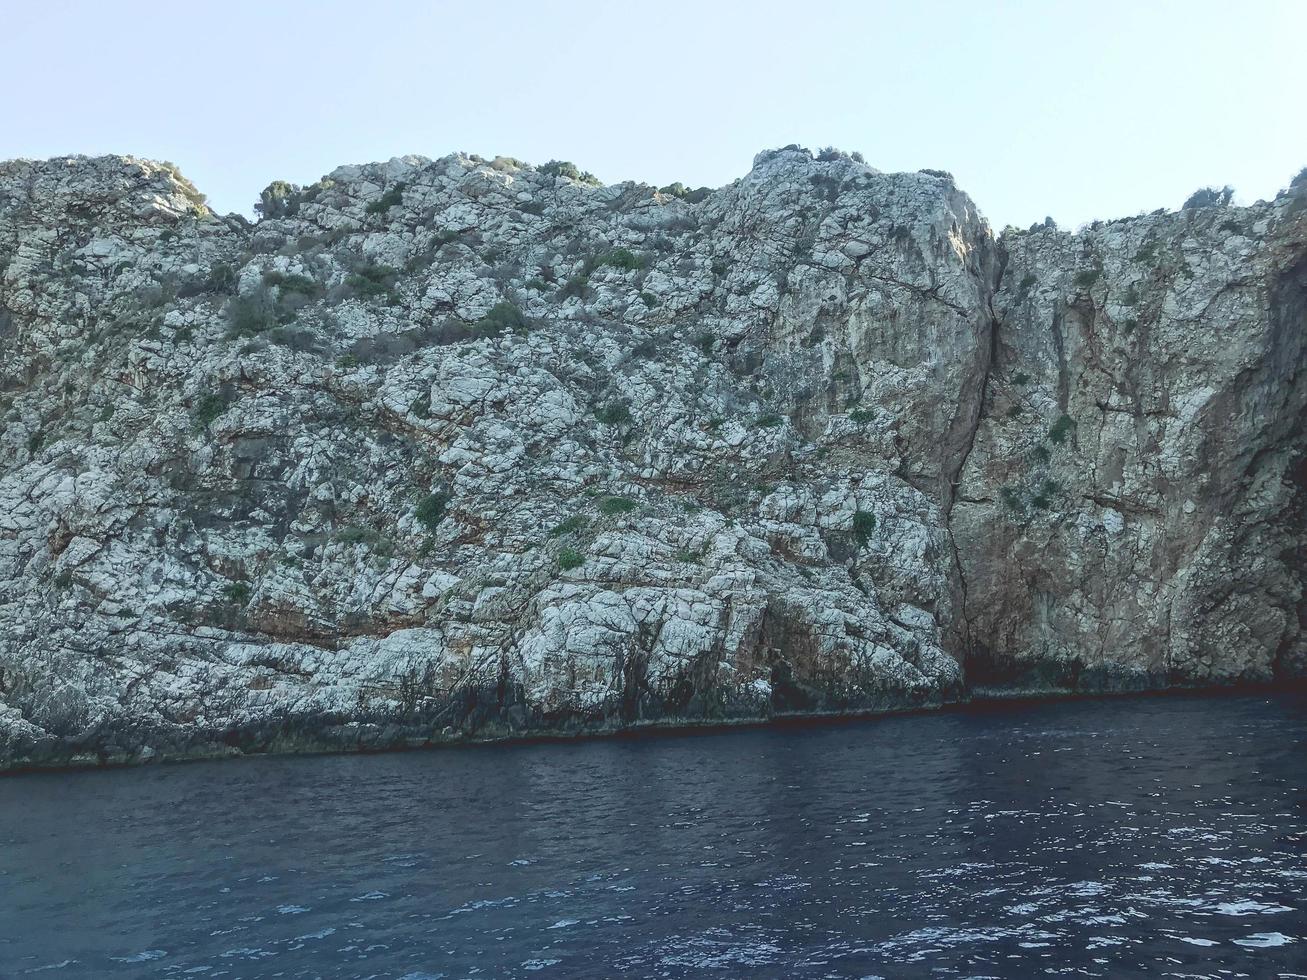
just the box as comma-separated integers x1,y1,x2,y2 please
2,692,1305,978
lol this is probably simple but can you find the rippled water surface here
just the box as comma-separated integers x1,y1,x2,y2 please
2,692,1306,978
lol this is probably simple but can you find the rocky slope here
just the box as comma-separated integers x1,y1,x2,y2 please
0,147,1303,769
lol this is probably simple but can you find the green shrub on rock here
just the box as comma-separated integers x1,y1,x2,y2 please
853,511,876,545
1049,414,1076,445
263,270,323,298
601,248,645,271
224,582,252,603
415,492,449,531
365,182,406,214
598,496,637,516
254,180,300,219
344,263,399,303
337,526,394,556
540,160,600,184
1074,268,1102,290
206,261,238,294
549,515,587,537
226,290,277,335
473,300,528,336
192,392,232,431
593,402,631,426
1182,185,1234,210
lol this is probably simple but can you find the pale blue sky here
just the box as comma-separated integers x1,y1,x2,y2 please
5,0,1305,229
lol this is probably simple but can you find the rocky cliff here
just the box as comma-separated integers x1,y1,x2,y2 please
1,148,1303,769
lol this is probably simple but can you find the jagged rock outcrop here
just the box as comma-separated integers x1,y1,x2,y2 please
0,147,1302,769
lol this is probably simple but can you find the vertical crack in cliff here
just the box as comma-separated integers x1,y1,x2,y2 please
1266,252,1307,679
941,239,1007,667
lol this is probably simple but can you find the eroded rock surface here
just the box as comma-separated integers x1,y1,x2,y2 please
0,148,1302,768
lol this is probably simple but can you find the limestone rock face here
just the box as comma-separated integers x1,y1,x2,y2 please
956,200,1307,690
0,148,1302,768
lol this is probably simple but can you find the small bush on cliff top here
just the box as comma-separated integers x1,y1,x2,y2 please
255,180,300,219
657,182,713,204
558,547,585,570
159,161,208,213
540,160,600,184
1182,185,1234,210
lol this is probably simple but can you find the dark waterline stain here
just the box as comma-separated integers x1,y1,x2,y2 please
1,692,1304,977
10,681,1306,779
